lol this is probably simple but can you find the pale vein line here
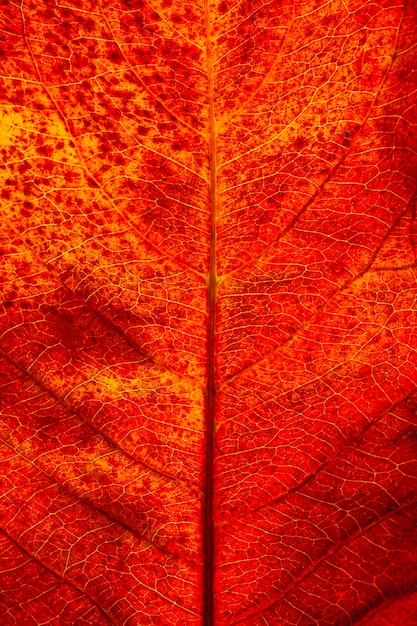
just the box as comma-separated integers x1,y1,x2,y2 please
98,0,205,136
230,496,417,624
18,1,207,282
0,349,199,489
216,3,407,285
0,527,116,625
219,190,417,390
3,221,203,389
0,435,196,561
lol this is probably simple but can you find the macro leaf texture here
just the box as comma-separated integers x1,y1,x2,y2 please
1,0,417,624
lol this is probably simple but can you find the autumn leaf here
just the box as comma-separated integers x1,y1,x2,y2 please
1,0,417,624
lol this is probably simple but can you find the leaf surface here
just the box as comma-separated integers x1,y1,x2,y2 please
1,0,417,624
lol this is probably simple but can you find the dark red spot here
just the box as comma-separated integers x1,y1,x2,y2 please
294,136,307,151
37,145,51,157
109,49,123,64
105,104,121,121
76,91,86,104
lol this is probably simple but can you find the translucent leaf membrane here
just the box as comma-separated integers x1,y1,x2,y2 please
1,0,417,624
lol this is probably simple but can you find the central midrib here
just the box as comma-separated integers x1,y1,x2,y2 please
203,0,218,623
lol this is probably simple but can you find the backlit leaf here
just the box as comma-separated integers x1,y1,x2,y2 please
1,0,417,624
